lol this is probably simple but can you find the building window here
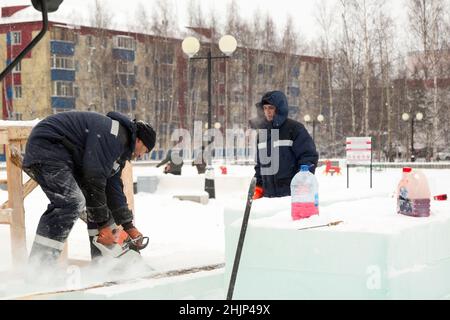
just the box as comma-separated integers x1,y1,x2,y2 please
51,55,75,70
145,66,150,79
74,86,80,98
13,61,21,73
14,85,22,99
86,35,93,47
51,27,76,42
52,81,74,97
11,31,21,45
113,36,135,50
116,61,134,74
87,60,92,73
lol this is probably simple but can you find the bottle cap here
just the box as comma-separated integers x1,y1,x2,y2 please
434,194,447,201
300,165,309,172
403,167,412,173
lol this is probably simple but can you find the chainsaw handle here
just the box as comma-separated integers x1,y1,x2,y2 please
129,236,150,251
139,236,149,250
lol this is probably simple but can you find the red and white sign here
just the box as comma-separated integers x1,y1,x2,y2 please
346,137,372,164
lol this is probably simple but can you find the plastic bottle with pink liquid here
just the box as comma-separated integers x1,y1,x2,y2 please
397,167,431,217
291,165,319,221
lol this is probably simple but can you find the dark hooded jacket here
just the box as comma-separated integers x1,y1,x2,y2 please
23,111,136,226
254,91,319,198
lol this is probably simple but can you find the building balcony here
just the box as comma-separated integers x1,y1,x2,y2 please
51,69,75,81
51,96,76,109
112,48,135,61
115,74,135,87
50,41,75,56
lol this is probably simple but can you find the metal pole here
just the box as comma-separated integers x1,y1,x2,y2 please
347,164,349,188
313,120,316,141
0,1,49,81
204,49,215,198
207,50,212,134
370,139,373,188
411,117,415,162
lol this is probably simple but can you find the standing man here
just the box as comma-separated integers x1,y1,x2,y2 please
253,91,318,199
23,111,156,266
156,137,184,176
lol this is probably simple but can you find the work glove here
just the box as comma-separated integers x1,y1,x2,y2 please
97,225,118,246
124,226,145,249
253,185,264,200
116,228,130,246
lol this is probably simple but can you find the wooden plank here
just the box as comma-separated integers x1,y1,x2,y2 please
60,242,69,265
6,142,27,266
9,145,24,168
7,127,33,141
121,161,135,213
0,208,12,225
1,179,38,210
0,129,8,145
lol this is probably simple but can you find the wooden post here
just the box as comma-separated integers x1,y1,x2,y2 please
121,161,135,213
5,142,27,266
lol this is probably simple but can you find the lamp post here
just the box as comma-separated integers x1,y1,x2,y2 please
304,114,325,141
402,112,424,162
0,0,64,81
182,34,237,199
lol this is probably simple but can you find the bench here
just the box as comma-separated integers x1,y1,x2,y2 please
323,160,342,176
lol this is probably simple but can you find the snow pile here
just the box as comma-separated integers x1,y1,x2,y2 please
224,170,450,299
1,165,449,299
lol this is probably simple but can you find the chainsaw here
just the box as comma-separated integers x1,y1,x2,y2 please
92,235,150,259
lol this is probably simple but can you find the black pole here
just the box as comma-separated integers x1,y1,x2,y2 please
204,49,215,198
207,49,212,134
227,177,257,300
411,117,415,162
0,1,48,82
313,120,316,141
347,164,349,188
370,139,373,188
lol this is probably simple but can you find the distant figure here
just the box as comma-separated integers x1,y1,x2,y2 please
192,145,207,174
253,91,318,199
156,138,184,175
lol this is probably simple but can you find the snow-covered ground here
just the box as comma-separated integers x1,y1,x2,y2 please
0,163,449,299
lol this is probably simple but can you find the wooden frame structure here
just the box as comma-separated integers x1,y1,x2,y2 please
0,125,135,268
0,126,36,266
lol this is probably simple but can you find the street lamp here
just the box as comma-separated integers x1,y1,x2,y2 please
0,0,64,81
402,112,424,162
304,114,325,141
182,33,237,199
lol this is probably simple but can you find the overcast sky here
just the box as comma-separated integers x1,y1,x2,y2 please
4,0,408,42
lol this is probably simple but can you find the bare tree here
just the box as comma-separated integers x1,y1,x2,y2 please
408,0,447,160
373,1,396,161
361,0,371,136
187,0,206,28
82,0,115,114
316,0,337,156
339,0,358,135
262,13,278,49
